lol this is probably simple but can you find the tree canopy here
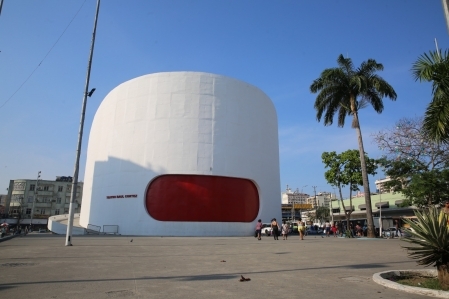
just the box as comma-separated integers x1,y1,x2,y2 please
322,149,377,231
373,117,449,207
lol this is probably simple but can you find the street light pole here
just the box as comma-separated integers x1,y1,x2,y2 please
30,171,41,231
65,0,100,246
300,185,307,221
379,186,382,237
377,165,383,237
330,192,334,224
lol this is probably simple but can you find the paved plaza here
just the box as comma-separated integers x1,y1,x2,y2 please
0,233,435,299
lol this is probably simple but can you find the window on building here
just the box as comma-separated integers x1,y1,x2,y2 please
30,184,35,191
43,186,49,191
27,196,33,203
55,209,60,215
64,209,68,214
58,186,63,192
40,209,46,215
26,208,31,215
57,197,61,204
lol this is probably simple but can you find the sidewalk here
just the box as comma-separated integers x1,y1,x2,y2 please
0,234,432,299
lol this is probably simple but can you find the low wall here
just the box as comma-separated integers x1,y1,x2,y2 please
48,214,86,235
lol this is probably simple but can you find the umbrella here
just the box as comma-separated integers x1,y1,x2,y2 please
0,223,9,227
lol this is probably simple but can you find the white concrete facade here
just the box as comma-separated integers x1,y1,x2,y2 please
80,72,281,236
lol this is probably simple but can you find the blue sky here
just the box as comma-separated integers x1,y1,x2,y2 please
0,0,447,199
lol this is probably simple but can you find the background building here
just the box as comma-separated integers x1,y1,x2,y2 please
306,191,334,208
281,185,309,204
3,176,83,227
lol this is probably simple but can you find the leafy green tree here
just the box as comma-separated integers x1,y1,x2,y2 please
380,161,449,207
315,206,330,222
311,55,396,237
374,117,449,207
306,211,316,223
402,207,449,289
322,150,378,235
412,49,449,143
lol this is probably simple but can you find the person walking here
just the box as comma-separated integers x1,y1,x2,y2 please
331,223,337,237
325,220,331,237
281,220,289,240
271,218,279,240
255,219,263,240
394,219,402,238
298,221,305,240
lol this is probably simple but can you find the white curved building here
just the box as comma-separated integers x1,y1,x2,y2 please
79,72,281,236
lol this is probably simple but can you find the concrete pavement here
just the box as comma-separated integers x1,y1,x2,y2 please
0,233,435,299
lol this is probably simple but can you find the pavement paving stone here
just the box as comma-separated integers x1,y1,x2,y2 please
0,234,436,299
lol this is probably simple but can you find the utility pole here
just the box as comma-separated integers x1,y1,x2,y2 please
312,186,317,223
66,0,100,246
329,192,334,224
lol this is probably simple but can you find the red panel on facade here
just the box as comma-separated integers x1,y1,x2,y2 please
146,175,259,222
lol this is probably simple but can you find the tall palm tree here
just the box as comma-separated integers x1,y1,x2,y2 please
310,54,397,238
412,49,449,143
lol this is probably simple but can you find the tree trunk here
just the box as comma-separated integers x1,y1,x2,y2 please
338,185,352,237
438,264,449,290
352,111,375,238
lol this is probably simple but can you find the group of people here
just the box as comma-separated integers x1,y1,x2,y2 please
0,225,29,238
254,219,307,241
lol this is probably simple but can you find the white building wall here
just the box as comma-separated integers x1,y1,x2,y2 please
80,72,281,236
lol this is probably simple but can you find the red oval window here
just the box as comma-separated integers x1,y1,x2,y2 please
145,174,259,222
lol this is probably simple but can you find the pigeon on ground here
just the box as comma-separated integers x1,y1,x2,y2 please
240,275,251,282
130,239,133,242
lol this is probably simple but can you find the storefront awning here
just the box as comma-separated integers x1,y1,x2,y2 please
375,202,389,208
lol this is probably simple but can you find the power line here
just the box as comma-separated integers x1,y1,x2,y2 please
0,0,88,109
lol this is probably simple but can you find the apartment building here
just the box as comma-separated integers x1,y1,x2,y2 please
5,176,83,225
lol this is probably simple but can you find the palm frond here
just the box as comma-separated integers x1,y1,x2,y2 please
311,55,396,130
422,94,449,143
412,50,444,82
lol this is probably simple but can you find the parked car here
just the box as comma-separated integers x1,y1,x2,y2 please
383,227,401,238
289,222,298,234
261,223,273,236
306,227,323,235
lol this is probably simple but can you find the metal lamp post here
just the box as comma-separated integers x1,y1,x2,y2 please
377,165,383,237
300,185,307,221
330,192,334,224
65,0,100,246
379,188,382,237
